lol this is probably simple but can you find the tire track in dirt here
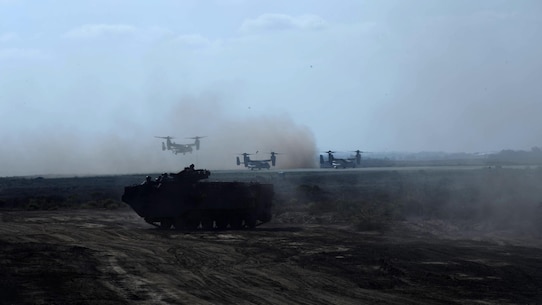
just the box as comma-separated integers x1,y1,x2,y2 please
2,210,542,304
0,210,411,304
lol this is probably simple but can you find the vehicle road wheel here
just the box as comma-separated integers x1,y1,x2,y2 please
160,218,173,230
216,217,228,230
185,218,200,230
201,218,214,230
229,214,243,230
173,218,184,230
245,214,257,229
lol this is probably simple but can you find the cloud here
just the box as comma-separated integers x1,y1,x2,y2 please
213,0,248,5
240,13,327,34
63,24,177,45
0,48,48,60
173,34,212,48
140,26,175,41
0,32,18,42
0,0,21,4
64,24,137,39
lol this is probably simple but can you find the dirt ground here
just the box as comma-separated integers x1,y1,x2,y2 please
2,168,542,304
1,208,542,305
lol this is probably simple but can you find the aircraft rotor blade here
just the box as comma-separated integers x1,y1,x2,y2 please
155,136,175,139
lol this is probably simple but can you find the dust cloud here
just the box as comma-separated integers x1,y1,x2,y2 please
0,94,317,177
160,94,318,171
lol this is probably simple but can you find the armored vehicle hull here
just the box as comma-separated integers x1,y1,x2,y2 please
121,169,274,230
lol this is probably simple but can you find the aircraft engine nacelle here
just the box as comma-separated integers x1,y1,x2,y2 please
236,156,241,166
195,139,200,150
162,142,166,151
271,155,276,166
320,155,325,165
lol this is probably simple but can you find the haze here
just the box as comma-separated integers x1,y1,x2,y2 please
1,0,541,176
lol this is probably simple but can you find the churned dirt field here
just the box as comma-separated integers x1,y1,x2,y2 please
1,167,542,304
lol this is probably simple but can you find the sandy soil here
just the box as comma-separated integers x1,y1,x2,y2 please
1,208,542,305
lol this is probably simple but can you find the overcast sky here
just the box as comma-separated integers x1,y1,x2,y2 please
1,0,541,175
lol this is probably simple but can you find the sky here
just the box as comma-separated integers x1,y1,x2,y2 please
1,0,541,176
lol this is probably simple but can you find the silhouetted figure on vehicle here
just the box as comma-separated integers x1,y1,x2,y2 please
182,164,195,172
155,173,169,183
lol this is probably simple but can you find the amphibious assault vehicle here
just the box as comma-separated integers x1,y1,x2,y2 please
121,166,274,230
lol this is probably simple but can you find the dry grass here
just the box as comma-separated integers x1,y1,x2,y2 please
3,167,542,234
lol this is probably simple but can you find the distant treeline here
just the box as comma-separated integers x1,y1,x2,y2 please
364,147,542,167
487,147,542,165
0,175,145,210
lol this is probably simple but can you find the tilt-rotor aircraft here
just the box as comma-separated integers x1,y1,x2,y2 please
320,150,363,168
155,136,205,155
236,152,279,170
